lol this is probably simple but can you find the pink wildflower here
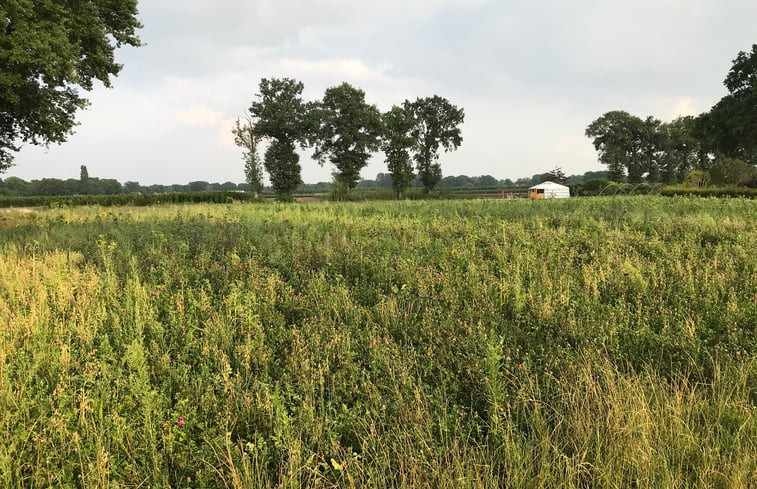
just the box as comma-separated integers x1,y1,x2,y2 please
178,416,185,428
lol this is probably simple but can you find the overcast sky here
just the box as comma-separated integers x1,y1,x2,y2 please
7,0,757,185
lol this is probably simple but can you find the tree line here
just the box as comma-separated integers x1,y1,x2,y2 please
233,78,465,200
586,44,757,187
4,166,609,198
0,165,252,197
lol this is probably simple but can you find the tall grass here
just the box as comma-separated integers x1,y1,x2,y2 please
0,197,755,487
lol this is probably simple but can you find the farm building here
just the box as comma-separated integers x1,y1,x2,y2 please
529,181,570,199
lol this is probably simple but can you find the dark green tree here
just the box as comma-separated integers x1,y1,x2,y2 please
79,164,90,194
124,181,141,194
404,96,465,192
187,181,210,192
312,83,382,191
709,157,755,186
659,116,702,184
232,116,264,198
586,111,648,182
381,105,416,198
544,167,567,184
697,45,757,164
265,140,301,198
639,116,663,183
0,0,142,171
249,78,310,200
0,176,29,195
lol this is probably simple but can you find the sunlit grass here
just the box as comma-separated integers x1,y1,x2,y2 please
0,196,755,487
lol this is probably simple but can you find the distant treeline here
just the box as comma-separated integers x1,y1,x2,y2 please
353,170,608,190
0,172,251,197
585,44,757,186
0,191,258,209
0,167,608,198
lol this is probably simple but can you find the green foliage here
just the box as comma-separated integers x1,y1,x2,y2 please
249,78,310,199
585,111,670,183
232,116,264,198
0,0,142,170
0,198,755,487
312,83,383,190
544,166,567,184
580,178,612,195
659,116,702,183
661,185,757,198
264,140,301,200
683,169,711,188
404,96,465,192
699,44,757,164
380,106,416,198
709,157,755,186
0,191,255,208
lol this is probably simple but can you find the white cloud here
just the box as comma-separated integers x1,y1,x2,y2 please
279,58,391,82
175,106,224,127
218,119,239,149
8,0,757,185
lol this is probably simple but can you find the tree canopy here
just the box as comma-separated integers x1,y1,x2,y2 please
404,96,465,192
249,78,310,199
587,45,757,186
381,105,416,199
698,44,757,164
311,83,383,190
0,0,142,171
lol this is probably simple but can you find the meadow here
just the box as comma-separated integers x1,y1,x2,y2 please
0,196,755,488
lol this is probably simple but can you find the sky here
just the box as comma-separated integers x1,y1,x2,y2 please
6,0,757,185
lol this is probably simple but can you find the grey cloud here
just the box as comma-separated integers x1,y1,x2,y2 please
9,0,757,184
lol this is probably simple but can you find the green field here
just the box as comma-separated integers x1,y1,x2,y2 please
1,197,755,488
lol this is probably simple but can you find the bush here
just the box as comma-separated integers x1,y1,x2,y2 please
580,178,612,196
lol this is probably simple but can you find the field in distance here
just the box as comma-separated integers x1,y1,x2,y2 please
0,197,755,488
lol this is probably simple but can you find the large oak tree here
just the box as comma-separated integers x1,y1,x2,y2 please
249,78,311,200
403,96,464,192
381,105,416,199
0,0,142,171
311,83,382,191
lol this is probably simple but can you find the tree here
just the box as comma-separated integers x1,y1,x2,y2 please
544,167,567,184
188,181,210,192
404,96,465,192
312,83,382,191
381,105,416,198
232,116,264,198
683,170,711,188
709,157,755,186
124,181,141,194
265,140,301,199
659,116,702,184
0,176,29,196
79,164,90,194
249,78,310,200
586,111,651,182
0,0,142,171
698,45,757,164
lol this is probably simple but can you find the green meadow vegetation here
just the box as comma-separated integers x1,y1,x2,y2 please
0,197,755,488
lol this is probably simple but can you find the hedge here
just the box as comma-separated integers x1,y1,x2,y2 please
660,186,757,198
0,191,259,208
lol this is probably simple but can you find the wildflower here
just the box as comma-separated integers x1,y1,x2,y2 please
178,416,185,428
